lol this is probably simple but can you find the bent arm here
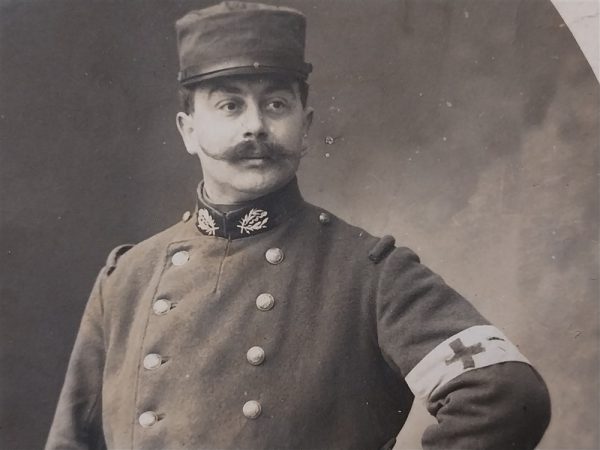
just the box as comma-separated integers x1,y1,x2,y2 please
376,246,551,449
421,362,550,450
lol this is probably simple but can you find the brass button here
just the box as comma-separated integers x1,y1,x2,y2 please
171,250,189,266
243,400,262,419
138,411,158,428
265,248,284,265
246,346,265,366
143,353,163,370
182,211,192,222
256,293,275,311
152,299,172,315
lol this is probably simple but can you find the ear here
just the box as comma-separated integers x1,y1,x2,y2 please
303,106,314,133
176,112,197,155
300,107,314,156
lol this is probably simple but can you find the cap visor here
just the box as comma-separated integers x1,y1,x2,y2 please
180,65,309,86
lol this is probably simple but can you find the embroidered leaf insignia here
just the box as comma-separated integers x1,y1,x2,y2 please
237,208,269,234
197,208,219,236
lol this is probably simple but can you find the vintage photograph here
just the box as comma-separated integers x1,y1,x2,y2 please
1,1,598,449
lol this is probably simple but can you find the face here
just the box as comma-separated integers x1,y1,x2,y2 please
176,75,313,203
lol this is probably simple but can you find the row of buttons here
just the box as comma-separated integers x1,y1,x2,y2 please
237,249,282,419
138,247,282,427
243,247,279,419
151,293,274,316
151,249,281,316
170,247,285,267
244,346,266,417
138,399,262,427
140,346,265,373
137,345,266,427
138,249,187,428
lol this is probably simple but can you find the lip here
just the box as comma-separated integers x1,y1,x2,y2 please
238,157,273,166
239,155,273,161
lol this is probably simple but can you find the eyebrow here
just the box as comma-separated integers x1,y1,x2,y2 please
206,80,298,99
207,84,244,98
263,82,297,98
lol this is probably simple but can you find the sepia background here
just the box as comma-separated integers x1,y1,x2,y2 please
1,0,598,449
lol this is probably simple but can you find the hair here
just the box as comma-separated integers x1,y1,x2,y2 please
178,75,310,114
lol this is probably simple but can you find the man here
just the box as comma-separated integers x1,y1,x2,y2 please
46,2,551,449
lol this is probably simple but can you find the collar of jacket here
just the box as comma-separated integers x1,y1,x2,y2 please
194,178,304,239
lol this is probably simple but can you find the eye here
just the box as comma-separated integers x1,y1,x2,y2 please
266,99,288,113
216,99,242,114
220,102,239,112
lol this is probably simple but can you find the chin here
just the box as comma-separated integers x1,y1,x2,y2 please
232,170,293,198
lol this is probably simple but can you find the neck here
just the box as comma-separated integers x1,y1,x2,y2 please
202,186,255,205
199,185,252,213
201,176,293,205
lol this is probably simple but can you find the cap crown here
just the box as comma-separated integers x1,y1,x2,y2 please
176,1,312,85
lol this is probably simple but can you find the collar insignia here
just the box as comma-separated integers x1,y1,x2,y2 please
192,178,304,240
237,208,269,235
197,208,219,236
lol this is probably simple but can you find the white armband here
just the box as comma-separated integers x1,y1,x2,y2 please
405,325,530,401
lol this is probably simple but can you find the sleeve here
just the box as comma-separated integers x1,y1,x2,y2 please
376,246,551,450
45,270,108,450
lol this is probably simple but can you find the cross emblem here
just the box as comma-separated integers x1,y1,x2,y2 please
445,338,485,369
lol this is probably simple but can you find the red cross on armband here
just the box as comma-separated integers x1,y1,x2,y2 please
405,325,531,401
445,338,485,369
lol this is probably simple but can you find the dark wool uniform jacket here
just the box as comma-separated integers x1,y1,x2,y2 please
46,180,550,450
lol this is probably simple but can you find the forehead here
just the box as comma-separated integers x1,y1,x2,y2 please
194,75,300,98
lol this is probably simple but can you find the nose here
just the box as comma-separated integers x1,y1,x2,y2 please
242,102,267,141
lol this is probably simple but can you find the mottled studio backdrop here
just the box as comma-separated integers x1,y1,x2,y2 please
1,1,598,449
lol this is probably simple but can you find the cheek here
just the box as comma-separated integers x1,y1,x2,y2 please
271,117,306,146
193,119,235,149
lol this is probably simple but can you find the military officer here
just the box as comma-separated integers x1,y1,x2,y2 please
46,2,551,449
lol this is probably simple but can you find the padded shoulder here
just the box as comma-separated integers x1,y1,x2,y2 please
368,235,396,263
105,244,135,276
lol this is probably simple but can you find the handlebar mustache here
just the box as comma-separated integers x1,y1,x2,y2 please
212,140,294,161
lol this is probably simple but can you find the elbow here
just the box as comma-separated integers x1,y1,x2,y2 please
473,362,552,449
508,363,551,448
423,362,551,450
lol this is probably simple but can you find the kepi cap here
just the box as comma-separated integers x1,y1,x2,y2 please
176,1,313,86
